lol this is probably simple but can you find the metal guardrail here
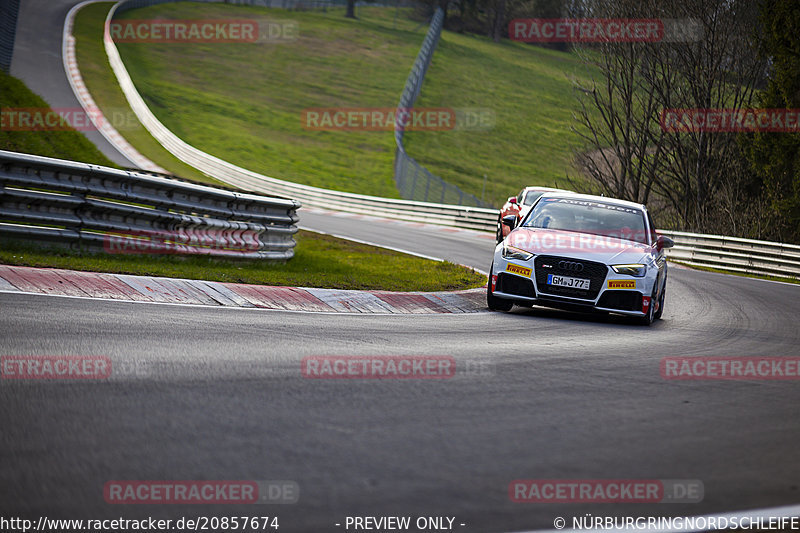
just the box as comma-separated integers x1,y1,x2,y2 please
0,150,300,260
104,0,500,231
392,9,490,208
3,145,797,275
661,230,800,280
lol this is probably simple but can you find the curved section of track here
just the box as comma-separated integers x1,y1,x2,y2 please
9,0,135,166
2,217,800,531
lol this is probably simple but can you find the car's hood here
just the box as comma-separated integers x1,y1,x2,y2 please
506,228,651,264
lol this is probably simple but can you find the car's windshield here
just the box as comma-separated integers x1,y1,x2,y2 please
522,191,545,206
523,197,649,244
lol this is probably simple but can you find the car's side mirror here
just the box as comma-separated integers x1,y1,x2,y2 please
656,235,674,251
508,197,517,205
502,215,518,229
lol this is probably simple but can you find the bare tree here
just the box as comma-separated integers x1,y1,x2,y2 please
573,0,765,232
491,0,506,42
647,0,763,230
571,0,668,205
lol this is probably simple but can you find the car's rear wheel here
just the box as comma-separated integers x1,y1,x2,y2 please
487,267,513,312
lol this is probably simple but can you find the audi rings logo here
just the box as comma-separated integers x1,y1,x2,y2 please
558,261,584,272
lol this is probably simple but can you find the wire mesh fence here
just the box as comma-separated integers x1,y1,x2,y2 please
392,8,491,208
0,0,21,72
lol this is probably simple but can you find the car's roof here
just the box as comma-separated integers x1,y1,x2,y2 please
521,186,573,194
537,192,646,211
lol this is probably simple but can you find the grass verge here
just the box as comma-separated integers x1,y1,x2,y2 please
74,2,598,206
0,70,117,166
0,230,486,291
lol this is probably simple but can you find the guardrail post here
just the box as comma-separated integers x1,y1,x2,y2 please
391,8,489,209
69,190,86,251
423,168,430,203
409,164,417,201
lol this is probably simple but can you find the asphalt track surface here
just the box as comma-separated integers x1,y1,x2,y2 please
3,1,800,531
3,214,800,531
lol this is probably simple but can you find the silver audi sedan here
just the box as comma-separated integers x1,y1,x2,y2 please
487,193,674,325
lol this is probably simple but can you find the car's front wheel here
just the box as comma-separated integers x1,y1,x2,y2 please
487,268,513,312
654,283,665,320
639,287,657,325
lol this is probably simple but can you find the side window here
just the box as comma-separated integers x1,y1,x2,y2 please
517,192,524,204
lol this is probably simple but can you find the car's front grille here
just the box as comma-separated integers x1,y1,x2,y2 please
496,273,536,298
597,290,643,312
534,255,608,300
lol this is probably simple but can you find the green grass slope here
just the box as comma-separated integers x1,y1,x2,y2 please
73,2,226,185
0,70,117,166
75,2,597,205
409,34,592,205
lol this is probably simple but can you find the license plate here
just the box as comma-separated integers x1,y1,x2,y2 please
547,274,590,290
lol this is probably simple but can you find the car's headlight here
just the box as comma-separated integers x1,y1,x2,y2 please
502,244,533,261
611,264,647,277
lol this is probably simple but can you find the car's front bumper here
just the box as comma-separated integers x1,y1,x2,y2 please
491,253,657,317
